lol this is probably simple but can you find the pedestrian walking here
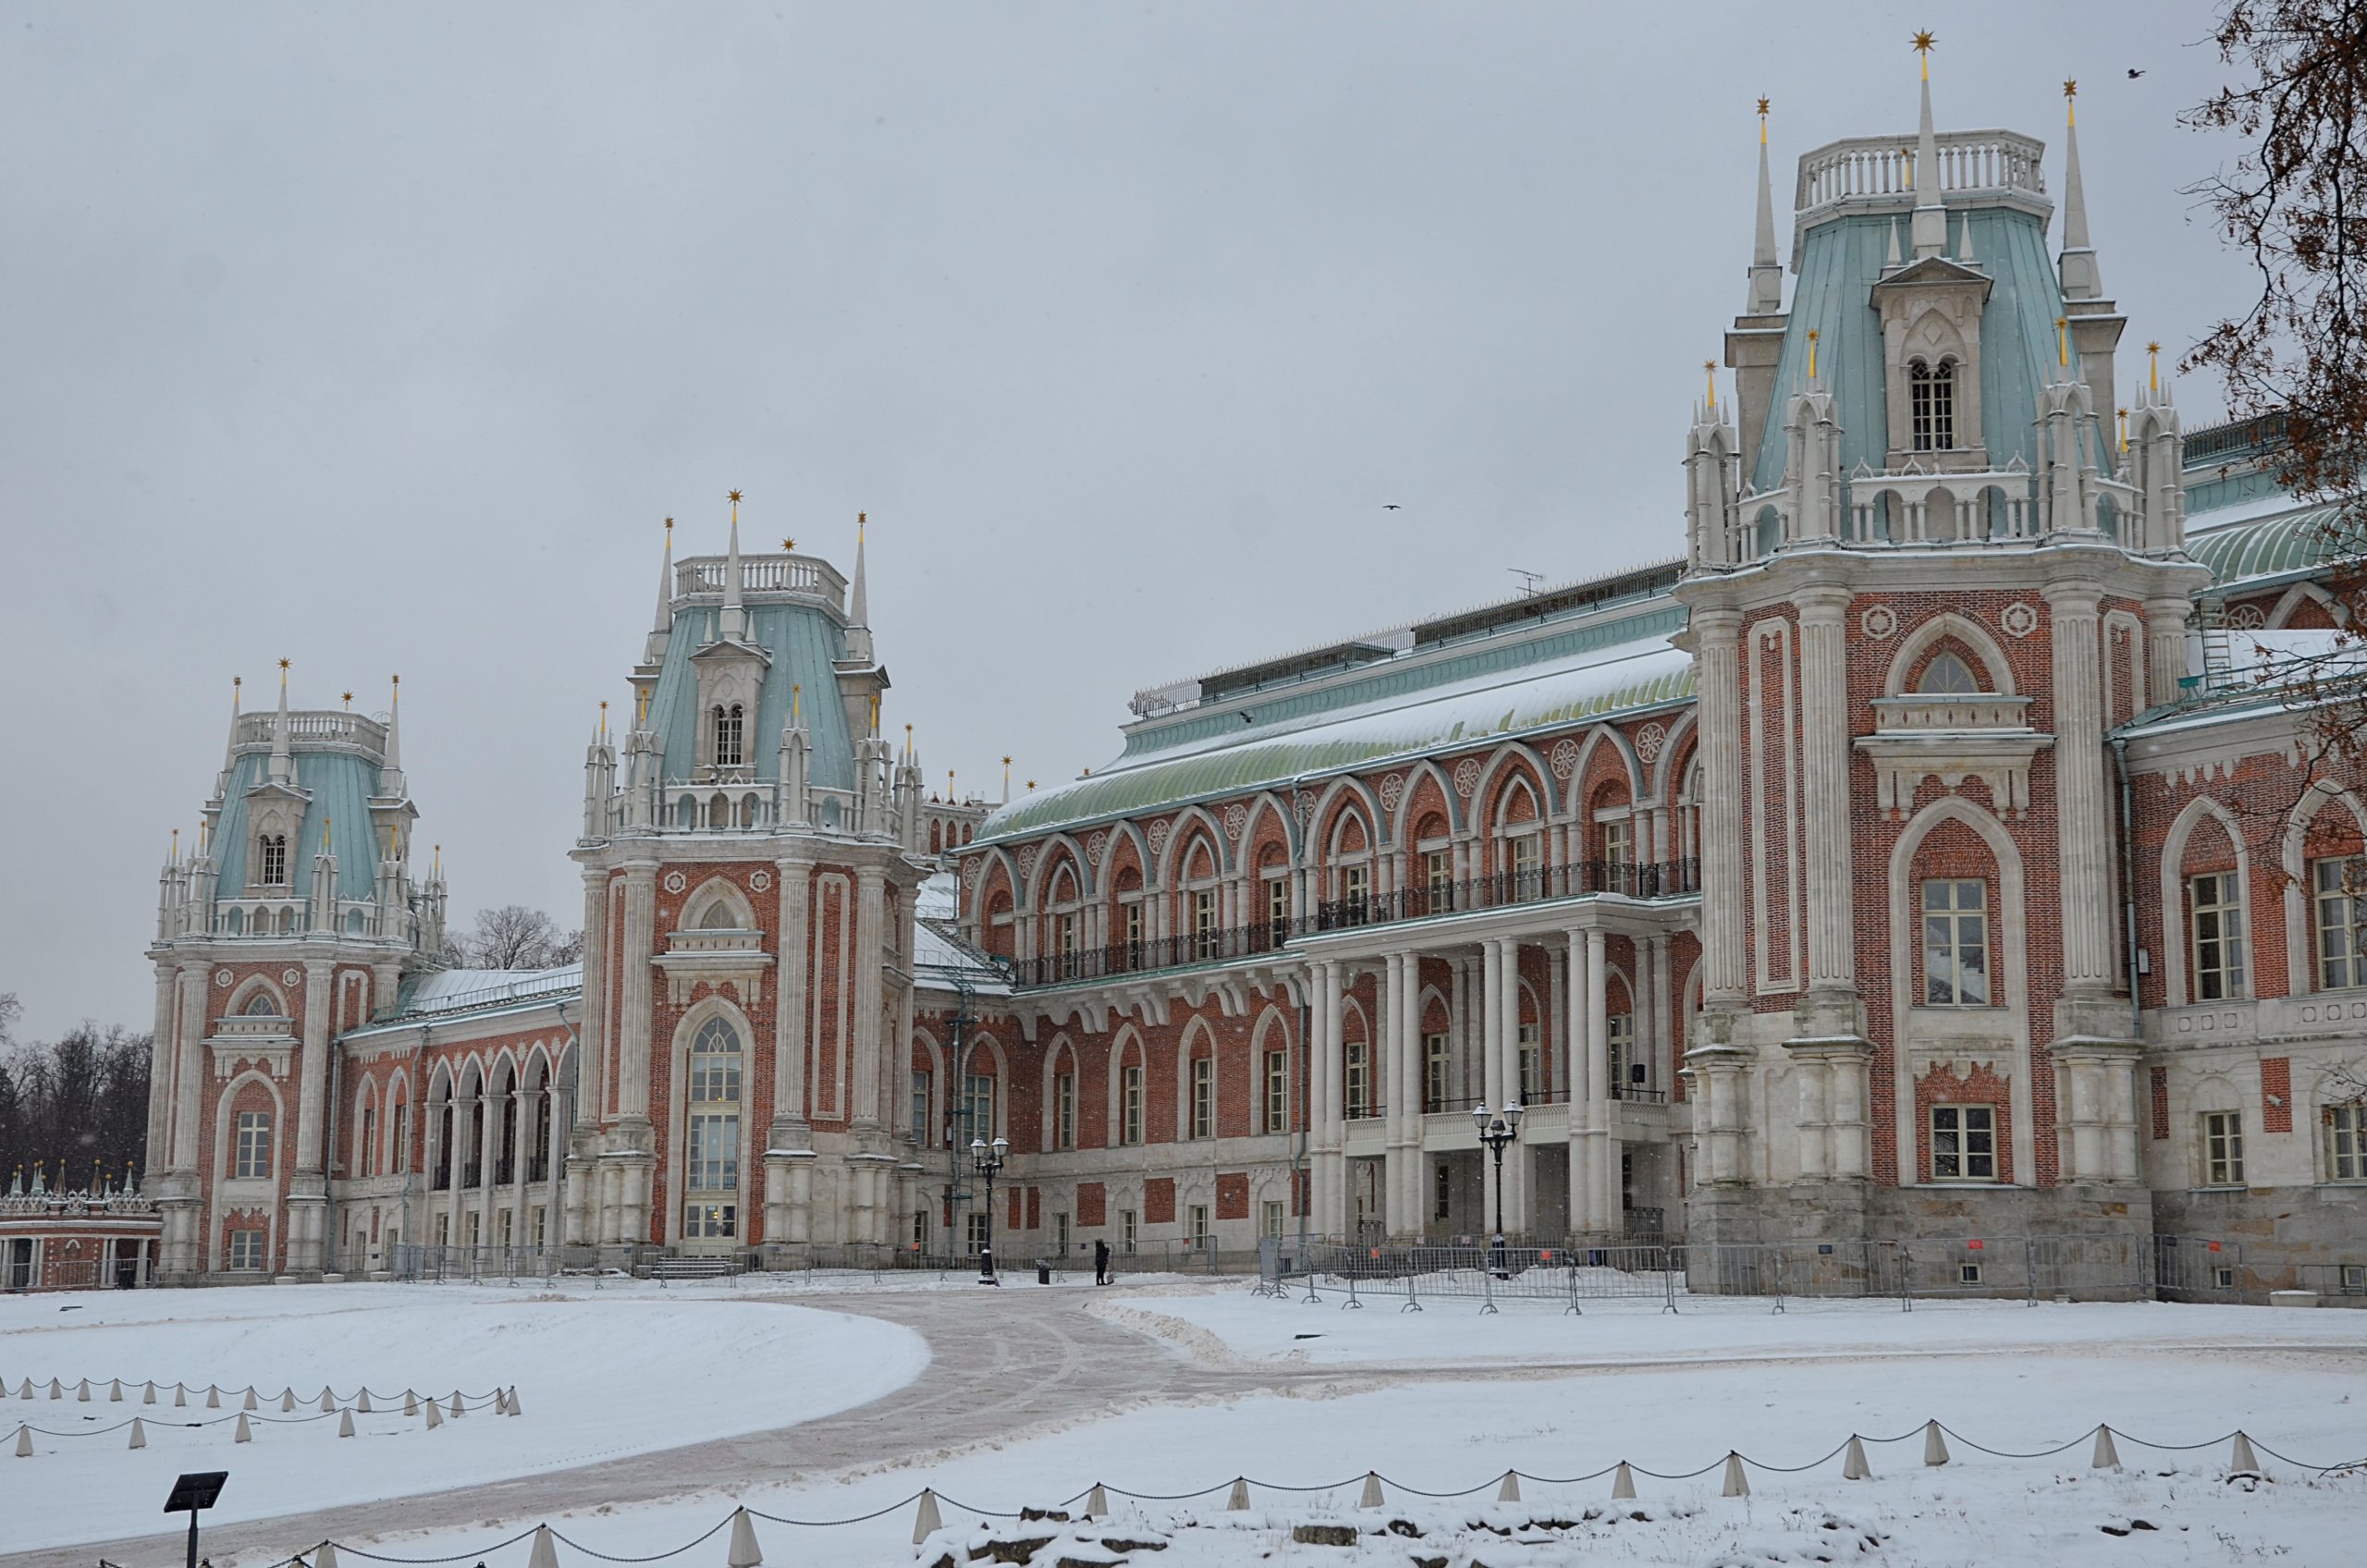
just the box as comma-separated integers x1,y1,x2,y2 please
1094,1238,1111,1286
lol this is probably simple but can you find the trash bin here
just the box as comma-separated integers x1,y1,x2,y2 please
1036,1261,1052,1285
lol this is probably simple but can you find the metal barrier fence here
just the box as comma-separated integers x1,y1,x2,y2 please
1262,1233,2211,1311
387,1236,1258,1285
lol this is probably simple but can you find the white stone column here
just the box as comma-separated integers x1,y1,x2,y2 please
618,865,657,1120
2047,583,2118,997
1790,1051,1831,1180
1480,940,1506,1111
2145,595,2189,708
853,864,886,1132
1693,607,1748,1004
1795,586,1857,996
1585,929,1612,1232
1398,950,1424,1231
1318,960,1345,1235
577,868,608,1136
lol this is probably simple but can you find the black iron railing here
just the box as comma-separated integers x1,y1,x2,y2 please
1006,857,1698,988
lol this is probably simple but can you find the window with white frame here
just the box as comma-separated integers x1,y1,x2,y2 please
391,1102,409,1173
1423,848,1453,904
1054,912,1079,977
910,1068,932,1147
965,1211,989,1255
2201,1109,2246,1186
234,1110,272,1179
962,1072,996,1144
712,703,744,767
2327,1102,2367,1182
1122,900,1144,953
1909,357,1956,450
1516,1023,1540,1104
1922,879,1991,1006
2316,858,2367,989
1263,1049,1288,1134
1186,1204,1209,1247
1600,816,1633,870
1190,1057,1214,1139
1262,1199,1285,1237
1434,1160,1451,1220
684,1016,742,1239
1055,1071,1076,1150
227,1230,265,1271
1345,1038,1371,1119
1341,862,1369,912
1191,888,1219,960
1424,1030,1450,1111
1507,832,1540,890
1121,1064,1144,1145
1054,1211,1070,1254
1119,1207,1138,1254
1266,875,1290,937
912,1209,929,1251
1607,1011,1635,1095
2189,872,2247,1001
1930,1104,1996,1181
258,833,288,886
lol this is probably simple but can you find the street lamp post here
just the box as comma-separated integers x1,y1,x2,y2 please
969,1135,1009,1284
1470,1100,1525,1277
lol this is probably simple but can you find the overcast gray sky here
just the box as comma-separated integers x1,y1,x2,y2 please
0,1,2250,1039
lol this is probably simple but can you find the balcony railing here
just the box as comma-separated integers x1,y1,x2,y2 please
1005,857,1698,988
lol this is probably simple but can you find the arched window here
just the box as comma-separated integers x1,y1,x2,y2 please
676,795,696,830
683,1018,742,1242
225,906,244,936
1916,650,1981,695
258,834,288,886
1909,359,1956,452
713,704,744,767
243,989,277,1017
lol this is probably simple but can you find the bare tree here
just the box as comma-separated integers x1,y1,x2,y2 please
442,904,583,970
0,1020,153,1191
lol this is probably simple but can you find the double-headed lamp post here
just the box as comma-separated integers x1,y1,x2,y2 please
1471,1100,1525,1275
970,1135,1009,1283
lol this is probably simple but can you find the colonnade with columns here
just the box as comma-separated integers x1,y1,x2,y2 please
429,1078,569,1252
1305,914,1686,1243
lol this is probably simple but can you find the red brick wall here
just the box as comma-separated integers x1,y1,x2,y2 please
2263,1057,2294,1133
1144,1176,1175,1225
1216,1171,1249,1220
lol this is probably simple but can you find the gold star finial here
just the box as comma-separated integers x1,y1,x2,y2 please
2064,78,2078,100
728,489,743,505
277,657,290,671
1911,29,1935,53
1757,96,1770,117
781,538,795,552
342,692,353,709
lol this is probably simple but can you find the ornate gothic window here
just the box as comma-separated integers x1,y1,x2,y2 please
1909,358,1956,451
1915,651,1981,695
243,990,277,1017
258,833,288,886
712,703,744,768
1922,878,1991,1006
683,1017,742,1240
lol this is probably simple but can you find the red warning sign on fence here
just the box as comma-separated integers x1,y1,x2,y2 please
1967,1239,1984,1250
1541,1250,1554,1261
2208,1241,2222,1252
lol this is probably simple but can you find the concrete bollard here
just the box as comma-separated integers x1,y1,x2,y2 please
142,1381,155,1404
356,1390,371,1415
492,1389,509,1416
1843,1436,1872,1480
528,1525,560,1568
77,1379,90,1403
726,1505,763,1568
403,1389,418,1416
1721,1452,1749,1498
17,1380,30,1400
1358,1472,1385,1509
45,1379,60,1401
448,1391,465,1418
338,1407,356,1439
424,1400,443,1430
1083,1483,1109,1519
2091,1426,2120,1471
1611,1462,1637,1501
109,1379,122,1403
129,1417,145,1450
1228,1477,1250,1511
206,1385,221,1409
317,1543,340,1568
15,1424,31,1458
1921,1420,1949,1467
281,1388,297,1413
235,1413,252,1444
243,1388,257,1412
1497,1470,1522,1503
911,1489,943,1545
508,1387,524,1416
2232,1431,2265,1478
319,1388,337,1415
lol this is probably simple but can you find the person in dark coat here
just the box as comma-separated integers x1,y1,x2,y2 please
1094,1238,1111,1286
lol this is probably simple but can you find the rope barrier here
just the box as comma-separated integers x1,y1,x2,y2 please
36,1417,2367,1561
6,1392,505,1439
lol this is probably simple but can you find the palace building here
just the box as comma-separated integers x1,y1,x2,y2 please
123,66,2367,1285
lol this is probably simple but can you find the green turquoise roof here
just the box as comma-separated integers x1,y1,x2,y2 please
2188,504,2345,589
646,604,856,791
1751,206,2094,493
212,746,385,900
979,607,1693,843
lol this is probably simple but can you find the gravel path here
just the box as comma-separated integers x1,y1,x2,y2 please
24,1284,1266,1568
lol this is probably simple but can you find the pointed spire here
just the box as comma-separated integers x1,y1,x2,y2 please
378,672,405,797
1909,31,1945,259
721,490,747,642
1746,97,1783,313
845,511,874,666
268,659,293,784
643,517,676,667
2058,80,2103,300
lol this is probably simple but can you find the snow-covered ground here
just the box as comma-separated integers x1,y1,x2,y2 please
13,1280,2367,1565
1097,1280,2367,1368
0,1280,927,1551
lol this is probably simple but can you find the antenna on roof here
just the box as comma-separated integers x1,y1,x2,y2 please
1509,569,1544,597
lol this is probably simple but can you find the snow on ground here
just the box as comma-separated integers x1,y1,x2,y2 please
0,1280,927,1551
182,1289,2367,1568
1100,1280,2367,1368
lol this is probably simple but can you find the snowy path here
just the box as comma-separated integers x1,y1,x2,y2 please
21,1281,2367,1567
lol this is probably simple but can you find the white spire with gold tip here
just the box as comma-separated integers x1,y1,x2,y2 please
845,511,874,666
379,673,405,795
720,490,747,643
644,518,676,666
2058,80,2102,300
1909,31,1946,260
1747,97,1783,314
267,659,293,785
